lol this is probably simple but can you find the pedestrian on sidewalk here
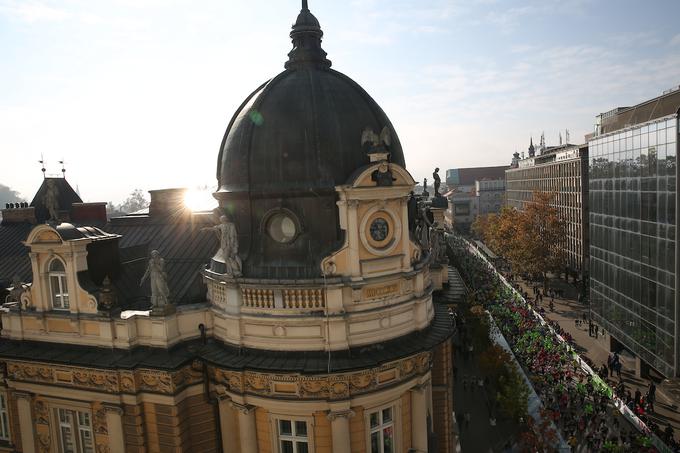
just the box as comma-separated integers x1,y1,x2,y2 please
594,324,599,338
600,363,609,380
607,354,614,377
647,381,656,412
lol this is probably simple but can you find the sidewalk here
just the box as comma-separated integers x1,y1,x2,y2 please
516,277,680,445
452,322,518,452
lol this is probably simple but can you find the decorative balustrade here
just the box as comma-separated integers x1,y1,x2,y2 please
240,287,326,311
281,288,325,309
241,288,275,309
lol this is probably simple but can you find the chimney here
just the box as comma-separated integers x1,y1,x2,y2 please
71,202,108,225
1,204,36,225
148,188,189,220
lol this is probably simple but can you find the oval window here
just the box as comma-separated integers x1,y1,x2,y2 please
268,213,297,243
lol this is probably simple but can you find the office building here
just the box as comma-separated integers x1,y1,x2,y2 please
589,87,680,377
505,141,589,276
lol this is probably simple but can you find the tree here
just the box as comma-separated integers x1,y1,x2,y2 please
474,191,566,286
515,191,567,285
497,363,529,420
118,189,149,214
478,344,513,386
0,184,23,205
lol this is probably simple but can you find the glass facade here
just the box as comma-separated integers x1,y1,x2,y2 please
589,114,678,376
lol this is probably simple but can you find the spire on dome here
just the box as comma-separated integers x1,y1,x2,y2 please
285,0,331,69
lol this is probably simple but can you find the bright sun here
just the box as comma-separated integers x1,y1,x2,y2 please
183,188,217,212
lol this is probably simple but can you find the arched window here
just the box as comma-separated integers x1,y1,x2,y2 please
49,259,69,309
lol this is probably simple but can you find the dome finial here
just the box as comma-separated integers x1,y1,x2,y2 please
285,0,331,69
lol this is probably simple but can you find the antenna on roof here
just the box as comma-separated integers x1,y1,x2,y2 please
39,154,46,178
59,159,66,179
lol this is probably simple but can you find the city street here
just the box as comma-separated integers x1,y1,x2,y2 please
517,277,680,445
452,325,518,452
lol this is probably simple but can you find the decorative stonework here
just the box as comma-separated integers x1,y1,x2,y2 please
93,404,108,435
327,409,355,421
137,370,173,394
72,369,119,393
34,399,49,424
8,363,54,382
4,351,432,401
6,361,202,396
212,351,431,401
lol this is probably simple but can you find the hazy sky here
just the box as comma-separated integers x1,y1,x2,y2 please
2,0,680,204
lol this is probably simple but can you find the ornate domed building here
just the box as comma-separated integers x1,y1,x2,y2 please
0,2,454,453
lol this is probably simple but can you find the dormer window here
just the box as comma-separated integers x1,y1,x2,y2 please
49,258,70,310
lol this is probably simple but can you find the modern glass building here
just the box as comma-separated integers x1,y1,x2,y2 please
589,89,680,376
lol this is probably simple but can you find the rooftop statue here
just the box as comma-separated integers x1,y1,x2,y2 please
140,250,170,308
204,215,242,277
44,179,60,222
433,167,441,197
6,276,26,308
361,126,391,150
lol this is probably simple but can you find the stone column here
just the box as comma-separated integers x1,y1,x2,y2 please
411,384,429,453
327,410,354,453
15,393,36,453
232,402,257,453
104,404,125,453
218,396,238,453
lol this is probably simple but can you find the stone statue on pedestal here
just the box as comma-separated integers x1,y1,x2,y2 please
98,276,117,311
430,224,447,263
140,250,170,308
416,206,433,250
7,276,26,307
433,167,441,197
204,215,242,277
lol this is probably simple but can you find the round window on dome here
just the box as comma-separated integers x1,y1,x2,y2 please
267,213,298,243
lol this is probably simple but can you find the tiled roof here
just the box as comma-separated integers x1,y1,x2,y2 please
30,178,82,223
0,223,32,287
106,214,218,307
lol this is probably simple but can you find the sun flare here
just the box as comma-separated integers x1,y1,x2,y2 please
183,188,216,212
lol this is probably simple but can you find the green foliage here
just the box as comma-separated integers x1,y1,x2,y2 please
497,363,529,420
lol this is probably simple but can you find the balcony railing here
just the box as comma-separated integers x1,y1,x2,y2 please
239,287,325,310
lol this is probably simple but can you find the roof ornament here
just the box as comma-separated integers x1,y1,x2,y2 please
362,126,392,163
140,250,173,315
59,159,66,179
285,0,331,69
39,154,46,178
203,215,242,278
44,179,60,223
